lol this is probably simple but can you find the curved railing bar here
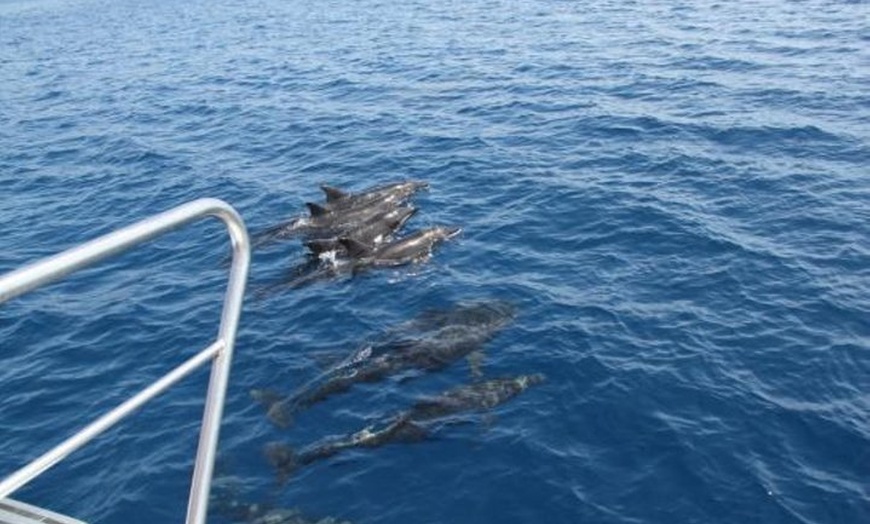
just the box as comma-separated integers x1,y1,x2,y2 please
0,198,251,524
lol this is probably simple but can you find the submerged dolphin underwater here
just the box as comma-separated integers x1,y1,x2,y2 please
265,374,545,480
252,300,518,428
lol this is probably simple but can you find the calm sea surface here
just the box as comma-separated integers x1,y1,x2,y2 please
1,0,868,522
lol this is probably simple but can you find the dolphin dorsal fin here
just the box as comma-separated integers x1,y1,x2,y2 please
339,237,374,258
321,185,349,203
306,202,330,218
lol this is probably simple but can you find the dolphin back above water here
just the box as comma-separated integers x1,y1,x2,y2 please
265,374,545,480
275,224,461,289
340,226,462,267
304,206,418,256
405,372,545,422
250,180,427,249
320,180,429,212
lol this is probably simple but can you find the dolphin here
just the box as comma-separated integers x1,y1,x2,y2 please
304,206,417,256
267,225,461,290
319,180,428,212
402,373,545,421
340,226,461,268
298,198,406,235
251,300,516,428
265,374,545,480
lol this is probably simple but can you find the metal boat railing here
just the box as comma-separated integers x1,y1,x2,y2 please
0,198,251,524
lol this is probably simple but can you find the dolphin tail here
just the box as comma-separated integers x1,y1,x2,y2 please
264,442,298,483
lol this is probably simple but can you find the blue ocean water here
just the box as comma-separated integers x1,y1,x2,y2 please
1,0,869,522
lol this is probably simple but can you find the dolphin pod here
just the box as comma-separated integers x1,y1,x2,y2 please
221,180,544,524
264,374,545,480
251,179,462,290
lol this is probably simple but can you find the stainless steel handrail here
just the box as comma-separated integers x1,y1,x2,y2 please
0,198,251,524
